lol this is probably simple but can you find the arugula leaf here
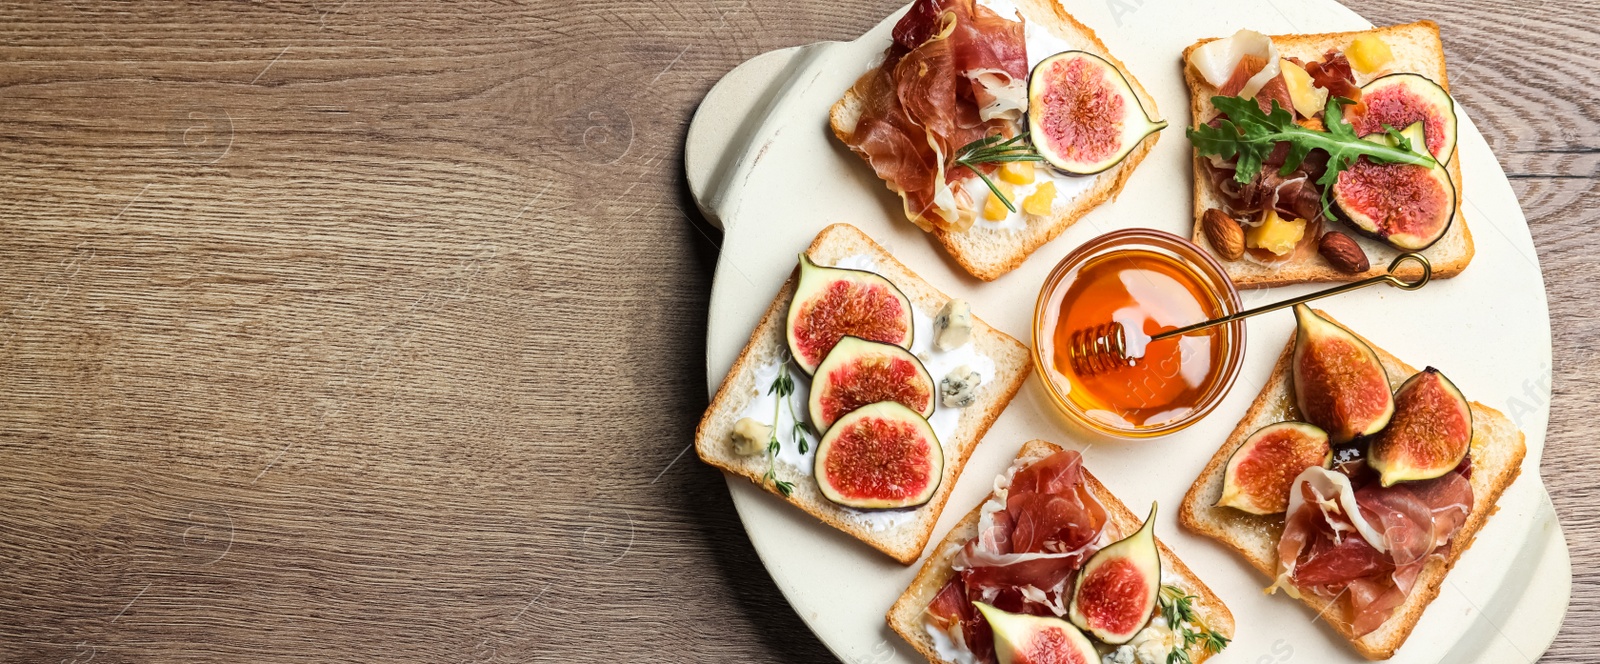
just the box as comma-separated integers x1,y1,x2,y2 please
1186,96,1435,189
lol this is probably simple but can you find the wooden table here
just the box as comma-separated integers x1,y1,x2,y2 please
0,1,1593,662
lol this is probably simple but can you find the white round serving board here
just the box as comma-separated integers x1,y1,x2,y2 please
686,1,1570,662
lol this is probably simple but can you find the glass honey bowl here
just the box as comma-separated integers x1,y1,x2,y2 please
1032,228,1246,438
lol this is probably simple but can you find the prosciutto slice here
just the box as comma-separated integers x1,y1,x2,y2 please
839,0,1027,231
1272,463,1473,636
923,450,1109,663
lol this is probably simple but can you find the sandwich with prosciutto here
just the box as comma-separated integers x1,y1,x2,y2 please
1179,306,1526,659
830,0,1166,281
1183,21,1473,287
890,440,1234,664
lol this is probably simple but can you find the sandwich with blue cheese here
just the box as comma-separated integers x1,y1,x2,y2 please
695,223,1032,564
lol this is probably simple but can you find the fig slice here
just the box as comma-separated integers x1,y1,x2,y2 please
1292,305,1394,444
1367,367,1474,486
785,254,915,375
1218,422,1333,515
1349,72,1458,162
1027,51,1166,176
1068,502,1160,645
975,602,1100,664
1332,134,1456,251
814,401,942,509
808,335,935,431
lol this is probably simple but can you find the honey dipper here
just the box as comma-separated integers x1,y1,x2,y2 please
1069,252,1431,375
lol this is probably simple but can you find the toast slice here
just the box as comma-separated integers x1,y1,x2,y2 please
890,440,1236,663
830,0,1162,281
695,223,1032,564
1178,310,1525,660
1184,21,1474,287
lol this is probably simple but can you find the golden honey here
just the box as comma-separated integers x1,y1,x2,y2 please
1034,230,1245,437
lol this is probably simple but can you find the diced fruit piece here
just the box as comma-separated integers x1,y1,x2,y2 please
1069,503,1161,645
1346,35,1394,74
1218,422,1333,514
1348,73,1457,161
1279,59,1329,118
1292,305,1394,444
1245,208,1306,256
1367,368,1474,486
976,603,1100,664
1028,51,1167,175
1022,181,1056,215
814,401,942,509
1333,151,1455,251
984,181,1016,220
785,254,914,375
808,336,935,430
999,161,1036,185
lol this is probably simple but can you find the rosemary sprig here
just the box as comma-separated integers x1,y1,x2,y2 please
953,132,1045,213
1159,584,1230,664
760,365,799,497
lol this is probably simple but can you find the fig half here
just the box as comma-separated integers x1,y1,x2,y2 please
976,602,1100,664
1292,305,1394,444
1068,503,1160,645
814,401,942,509
808,335,936,430
1367,367,1474,486
1027,51,1166,175
785,254,914,375
1218,422,1333,515
1349,73,1458,162
1332,138,1456,251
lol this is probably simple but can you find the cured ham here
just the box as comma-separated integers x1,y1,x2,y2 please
1271,462,1473,635
839,0,1028,231
1302,51,1362,113
1200,49,1362,263
924,450,1109,663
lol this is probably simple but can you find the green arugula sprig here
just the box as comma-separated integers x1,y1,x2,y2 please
760,364,801,497
953,132,1045,213
1186,96,1436,219
1159,584,1231,664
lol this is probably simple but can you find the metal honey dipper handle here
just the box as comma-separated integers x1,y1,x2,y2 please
1069,252,1432,375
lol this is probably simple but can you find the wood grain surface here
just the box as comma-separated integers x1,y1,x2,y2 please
0,1,1593,662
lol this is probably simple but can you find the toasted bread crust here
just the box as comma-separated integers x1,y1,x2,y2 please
1178,310,1526,659
889,440,1235,663
694,223,1032,564
829,0,1163,281
1184,21,1474,288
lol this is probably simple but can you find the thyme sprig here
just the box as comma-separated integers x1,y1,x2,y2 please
954,132,1045,213
760,364,799,497
1159,584,1231,664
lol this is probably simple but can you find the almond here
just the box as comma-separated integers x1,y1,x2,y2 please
1202,208,1245,261
1318,231,1370,273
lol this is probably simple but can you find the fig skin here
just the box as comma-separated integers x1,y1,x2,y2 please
813,401,942,510
785,254,915,375
976,602,1100,664
1027,51,1166,176
1367,367,1474,486
1068,503,1160,645
1291,305,1394,444
1218,422,1333,515
1349,72,1458,162
1333,154,1455,252
808,335,935,430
